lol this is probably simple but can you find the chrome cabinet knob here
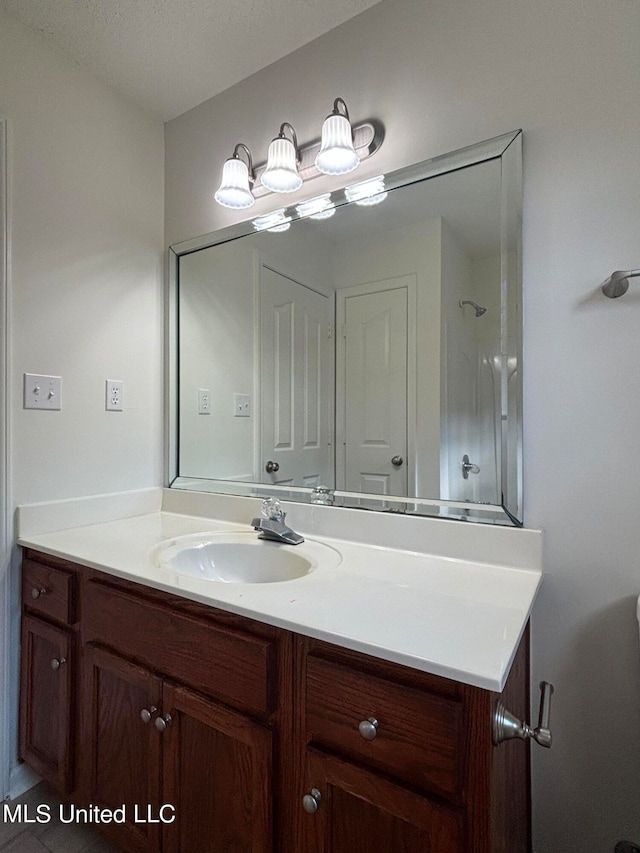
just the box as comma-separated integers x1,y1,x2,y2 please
50,657,66,670
358,717,379,741
31,587,46,599
140,706,157,724
265,460,279,474
154,713,172,732
391,456,403,468
302,788,322,815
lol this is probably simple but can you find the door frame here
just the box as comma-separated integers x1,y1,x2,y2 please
335,275,417,495
0,117,10,800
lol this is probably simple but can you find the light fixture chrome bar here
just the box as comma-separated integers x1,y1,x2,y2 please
601,268,640,298
253,121,384,198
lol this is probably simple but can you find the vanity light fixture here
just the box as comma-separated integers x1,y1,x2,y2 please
260,123,303,194
315,98,360,176
214,143,255,209
252,209,291,233
295,194,336,220
345,175,388,206
214,100,384,209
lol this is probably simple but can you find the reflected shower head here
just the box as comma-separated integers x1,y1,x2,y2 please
459,299,487,317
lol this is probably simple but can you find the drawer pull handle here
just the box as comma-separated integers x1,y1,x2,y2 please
31,587,46,599
358,717,379,741
302,788,322,815
50,657,66,670
140,706,157,724
154,713,172,732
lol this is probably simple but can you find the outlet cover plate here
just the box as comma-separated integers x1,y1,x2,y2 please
106,379,123,411
198,388,211,415
24,373,62,410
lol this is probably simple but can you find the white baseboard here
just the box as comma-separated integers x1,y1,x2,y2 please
8,762,40,801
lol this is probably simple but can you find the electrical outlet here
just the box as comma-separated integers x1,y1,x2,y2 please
234,393,250,417
105,379,123,411
23,373,62,410
198,388,211,415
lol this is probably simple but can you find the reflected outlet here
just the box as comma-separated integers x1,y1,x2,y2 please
234,394,250,417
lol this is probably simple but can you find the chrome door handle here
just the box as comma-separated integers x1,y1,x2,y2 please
265,460,279,473
462,454,480,478
391,456,403,467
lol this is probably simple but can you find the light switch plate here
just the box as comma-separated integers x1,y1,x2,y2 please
234,393,250,417
23,373,62,410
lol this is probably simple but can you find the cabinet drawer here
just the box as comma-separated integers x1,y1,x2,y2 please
22,558,76,625
305,655,463,801
84,579,276,717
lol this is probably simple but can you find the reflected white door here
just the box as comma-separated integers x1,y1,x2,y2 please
260,265,333,488
338,282,408,497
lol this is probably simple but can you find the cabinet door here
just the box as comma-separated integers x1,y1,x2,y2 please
83,644,163,853
298,748,461,853
20,615,73,792
162,682,273,853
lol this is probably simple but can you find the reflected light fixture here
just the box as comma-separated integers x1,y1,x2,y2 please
214,143,255,209
345,175,388,206
315,98,360,176
260,123,303,193
252,209,291,233
295,194,336,220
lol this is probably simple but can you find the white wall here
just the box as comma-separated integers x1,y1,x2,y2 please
165,0,640,849
0,8,164,793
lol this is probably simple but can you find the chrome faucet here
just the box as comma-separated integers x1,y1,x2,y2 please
251,498,304,545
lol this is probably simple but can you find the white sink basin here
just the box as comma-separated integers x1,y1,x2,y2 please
153,531,341,584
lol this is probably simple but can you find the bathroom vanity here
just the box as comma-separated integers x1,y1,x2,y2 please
17,491,542,853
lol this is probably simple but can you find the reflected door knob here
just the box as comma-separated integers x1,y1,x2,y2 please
265,460,279,474
302,788,322,814
391,456,403,467
50,657,66,670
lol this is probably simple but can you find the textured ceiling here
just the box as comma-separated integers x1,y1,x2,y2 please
0,0,382,121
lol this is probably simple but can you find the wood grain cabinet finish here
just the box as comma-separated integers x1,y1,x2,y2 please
19,614,74,793
20,549,530,853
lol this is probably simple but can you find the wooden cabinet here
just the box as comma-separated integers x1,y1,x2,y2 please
19,553,79,794
296,637,530,853
20,548,530,852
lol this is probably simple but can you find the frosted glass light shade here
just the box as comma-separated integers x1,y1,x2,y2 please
315,114,360,176
214,158,255,209
260,137,303,193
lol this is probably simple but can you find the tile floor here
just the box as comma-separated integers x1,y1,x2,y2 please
0,783,122,853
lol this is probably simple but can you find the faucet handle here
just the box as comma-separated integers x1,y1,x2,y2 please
262,497,285,522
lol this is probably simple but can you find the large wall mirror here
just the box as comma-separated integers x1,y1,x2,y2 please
168,130,522,525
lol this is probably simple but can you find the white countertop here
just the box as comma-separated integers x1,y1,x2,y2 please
17,490,543,692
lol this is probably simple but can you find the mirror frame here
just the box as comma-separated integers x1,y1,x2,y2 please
167,129,523,525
